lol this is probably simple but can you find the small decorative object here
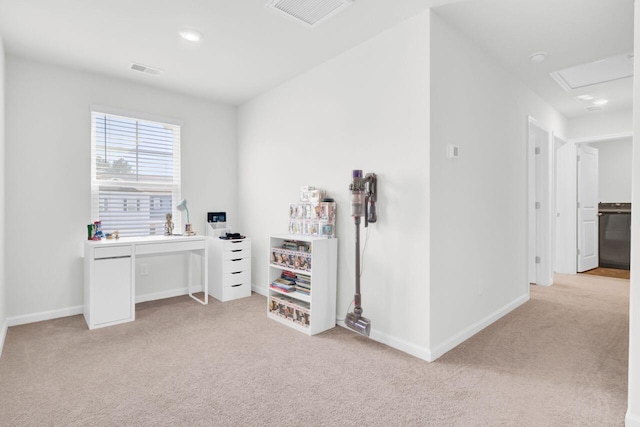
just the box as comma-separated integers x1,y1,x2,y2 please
92,220,104,240
113,230,120,239
164,213,175,236
87,224,94,241
185,223,195,236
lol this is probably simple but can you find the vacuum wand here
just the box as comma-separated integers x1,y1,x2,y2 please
346,170,377,337
354,215,362,316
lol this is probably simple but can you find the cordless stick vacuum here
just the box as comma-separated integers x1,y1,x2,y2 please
346,170,377,337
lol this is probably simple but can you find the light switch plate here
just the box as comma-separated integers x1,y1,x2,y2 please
447,144,460,159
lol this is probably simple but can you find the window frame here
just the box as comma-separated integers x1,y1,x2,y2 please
90,106,183,237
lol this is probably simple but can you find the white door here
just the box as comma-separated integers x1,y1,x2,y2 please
528,117,553,286
554,138,577,274
577,145,599,272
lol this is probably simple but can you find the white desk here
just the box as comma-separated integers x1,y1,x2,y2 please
83,235,208,330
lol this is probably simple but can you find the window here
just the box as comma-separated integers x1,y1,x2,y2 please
91,109,181,237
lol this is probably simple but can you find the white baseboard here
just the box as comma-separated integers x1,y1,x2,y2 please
7,286,206,328
7,305,84,327
0,319,8,357
337,320,432,362
255,286,432,361
429,293,530,361
252,284,268,297
627,410,640,427
135,285,204,304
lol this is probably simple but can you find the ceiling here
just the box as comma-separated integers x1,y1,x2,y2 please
0,0,449,105
0,0,633,116
433,0,634,118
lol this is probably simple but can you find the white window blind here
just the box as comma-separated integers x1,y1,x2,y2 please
91,111,181,237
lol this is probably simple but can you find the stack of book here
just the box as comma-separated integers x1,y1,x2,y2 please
282,240,310,253
295,273,311,296
270,275,296,293
281,270,297,281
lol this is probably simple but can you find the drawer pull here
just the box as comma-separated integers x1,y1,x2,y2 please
232,241,242,244
231,258,242,261
231,271,242,274
95,255,131,261
231,249,242,252
231,284,243,288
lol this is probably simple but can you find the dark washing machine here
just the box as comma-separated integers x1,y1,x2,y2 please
598,202,631,270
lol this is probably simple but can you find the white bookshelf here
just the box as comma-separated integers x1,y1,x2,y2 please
267,234,337,336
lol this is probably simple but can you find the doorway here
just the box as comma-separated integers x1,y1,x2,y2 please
554,133,633,277
528,117,553,286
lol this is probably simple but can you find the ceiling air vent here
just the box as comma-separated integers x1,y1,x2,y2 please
266,0,353,28
585,106,603,112
129,62,164,76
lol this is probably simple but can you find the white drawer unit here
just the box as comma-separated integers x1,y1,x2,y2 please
208,237,252,302
84,243,134,329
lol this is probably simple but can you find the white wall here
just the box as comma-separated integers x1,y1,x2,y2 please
587,138,632,203
0,32,7,353
627,3,640,425
5,56,237,322
238,11,431,358
429,13,568,357
569,109,632,140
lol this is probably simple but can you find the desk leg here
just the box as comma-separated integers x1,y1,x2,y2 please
203,246,208,304
188,250,208,305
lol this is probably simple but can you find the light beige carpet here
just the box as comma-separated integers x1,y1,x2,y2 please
0,273,629,426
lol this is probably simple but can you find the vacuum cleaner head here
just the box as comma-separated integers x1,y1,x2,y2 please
345,312,371,337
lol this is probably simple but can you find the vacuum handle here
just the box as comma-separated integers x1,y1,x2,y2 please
364,173,377,225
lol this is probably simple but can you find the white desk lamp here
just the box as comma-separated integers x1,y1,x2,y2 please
176,199,194,235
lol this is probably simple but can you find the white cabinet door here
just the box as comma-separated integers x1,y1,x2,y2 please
577,145,599,272
92,257,132,325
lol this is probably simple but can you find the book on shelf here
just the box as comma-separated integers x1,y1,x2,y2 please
294,281,310,290
282,241,299,251
271,278,296,291
295,288,310,296
273,277,295,286
270,284,296,293
281,271,297,280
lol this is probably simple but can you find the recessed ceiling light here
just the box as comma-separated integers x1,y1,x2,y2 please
179,29,203,42
593,99,609,106
529,51,547,64
575,94,594,101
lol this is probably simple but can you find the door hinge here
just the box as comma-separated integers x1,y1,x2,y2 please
535,147,541,155
577,202,581,208
577,249,581,255
535,201,541,209
535,256,541,264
